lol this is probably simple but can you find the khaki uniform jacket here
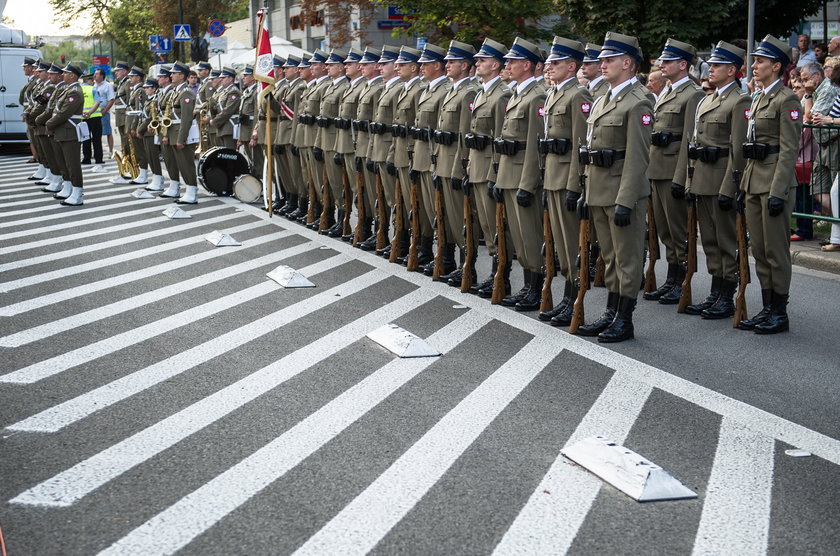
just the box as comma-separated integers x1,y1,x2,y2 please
114,76,130,127
434,78,477,179
687,83,750,197
412,77,451,173
370,77,402,162
496,79,547,193
292,79,314,148
156,85,173,139
646,79,704,185
302,76,330,148
741,83,802,198
391,77,424,168
238,83,258,140
137,93,159,137
20,75,37,111
277,78,304,146
35,81,65,130
125,83,147,135
336,76,366,154
354,76,383,159
213,84,241,137
28,80,53,131
45,82,83,142
166,83,196,145
584,80,654,208
543,78,593,192
467,77,511,184
588,77,609,100
316,76,349,152
195,78,213,116
256,82,282,145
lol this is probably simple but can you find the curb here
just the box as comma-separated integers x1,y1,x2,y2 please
792,249,840,275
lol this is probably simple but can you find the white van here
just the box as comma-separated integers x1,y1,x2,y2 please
0,23,42,143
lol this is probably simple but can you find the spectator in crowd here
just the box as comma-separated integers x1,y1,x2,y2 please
790,72,819,241
700,77,714,94
828,35,840,58
93,68,116,156
80,73,103,164
798,34,817,67
803,61,839,223
815,42,828,64
812,67,840,250
646,69,665,100
188,69,199,94
784,48,800,86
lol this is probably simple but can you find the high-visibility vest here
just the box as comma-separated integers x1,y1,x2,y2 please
82,83,101,117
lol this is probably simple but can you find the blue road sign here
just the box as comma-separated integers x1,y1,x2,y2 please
208,19,225,37
174,24,191,41
158,38,172,52
149,34,161,50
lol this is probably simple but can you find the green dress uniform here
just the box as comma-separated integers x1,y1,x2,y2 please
278,62,307,217
354,74,384,229
167,76,198,201
126,79,150,180
37,79,68,188
300,65,331,219
29,72,60,188
738,36,801,333
136,83,163,186
578,33,654,342
212,79,240,150
684,41,751,318
317,68,350,225
336,69,367,235
239,80,260,176
45,73,84,203
291,73,316,220
157,80,181,193
370,75,402,210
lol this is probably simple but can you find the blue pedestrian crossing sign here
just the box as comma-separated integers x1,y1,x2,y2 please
174,24,191,41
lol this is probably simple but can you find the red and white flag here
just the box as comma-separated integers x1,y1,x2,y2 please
254,8,275,94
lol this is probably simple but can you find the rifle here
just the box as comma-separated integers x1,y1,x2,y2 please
353,161,366,245
678,192,698,313
389,176,404,263
375,170,388,250
644,197,659,293
318,165,331,233
569,143,590,333
306,153,317,225
733,180,750,327
539,193,555,312
342,167,352,237
491,199,507,304
460,152,475,293
407,164,420,271
432,180,446,280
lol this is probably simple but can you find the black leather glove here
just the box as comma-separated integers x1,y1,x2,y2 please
273,144,285,156
492,184,504,204
577,197,589,220
463,180,472,196
333,152,344,166
735,189,746,213
409,169,420,183
386,161,396,176
291,145,300,156
354,156,363,172
487,181,496,199
516,189,534,207
768,195,785,217
686,189,697,205
718,194,734,211
432,174,443,191
671,182,685,199
365,159,376,173
451,176,462,191
542,190,549,210
566,190,581,212
614,204,632,227
313,147,324,162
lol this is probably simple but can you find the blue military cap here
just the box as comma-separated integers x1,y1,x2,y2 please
417,43,446,63
474,38,508,62
583,43,602,63
220,66,237,78
272,55,285,67
283,54,302,68
359,47,382,64
707,41,746,67
546,36,586,62
658,38,696,63
22,56,37,66
753,34,792,68
444,40,476,62
346,47,364,63
310,49,329,64
48,63,62,74
209,68,221,77
599,32,643,64
298,54,312,69
62,63,83,77
143,78,158,88
171,60,190,75
37,59,51,71
158,64,172,77
114,61,131,71
378,45,400,63
395,46,421,64
128,65,145,77
325,48,348,64
196,61,212,71
243,64,254,75
504,37,543,65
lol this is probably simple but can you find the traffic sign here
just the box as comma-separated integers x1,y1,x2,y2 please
208,19,225,37
174,24,191,41
149,34,161,49
208,36,227,54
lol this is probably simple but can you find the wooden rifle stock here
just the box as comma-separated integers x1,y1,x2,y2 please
733,195,750,327
375,171,388,250
407,178,420,271
644,197,659,293
569,207,590,334
342,169,352,237
432,186,446,280
352,167,366,246
539,199,555,312
318,165,331,233
390,177,404,262
461,184,475,293
678,202,698,312
491,200,507,304
305,155,316,224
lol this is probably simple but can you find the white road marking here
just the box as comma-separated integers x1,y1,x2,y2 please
0,193,155,220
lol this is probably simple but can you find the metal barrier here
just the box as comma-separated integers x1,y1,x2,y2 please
795,123,840,230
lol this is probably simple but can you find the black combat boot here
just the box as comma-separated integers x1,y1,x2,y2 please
442,247,465,285
701,278,737,319
478,259,511,298
288,196,306,220
327,209,345,237
359,219,379,251
754,293,789,334
576,291,619,336
550,282,578,327
540,280,572,321
375,220,391,256
598,296,636,343
685,275,722,315
501,268,531,306
644,263,677,301
515,272,544,311
659,265,685,305
278,194,296,216
738,289,773,330
472,258,496,295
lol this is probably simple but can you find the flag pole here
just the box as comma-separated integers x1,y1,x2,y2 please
255,6,276,217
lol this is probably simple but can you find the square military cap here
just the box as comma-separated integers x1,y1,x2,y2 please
658,38,697,63
504,37,543,65
243,64,254,75
114,61,131,71
37,59,50,71
220,66,237,78
754,34,792,68
62,63,83,77
298,55,312,68
171,61,191,75
378,45,400,63
474,38,508,62
583,43,602,63
444,40,476,61
272,55,285,67
395,46,422,64
310,49,329,64
546,36,586,62
196,61,212,71
359,47,382,64
158,64,173,77
22,56,37,66
48,63,63,74
417,43,447,63
346,47,365,63
128,65,145,77
283,54,302,67
325,48,348,64
209,68,221,77
599,32,643,64
143,78,158,87
707,41,745,67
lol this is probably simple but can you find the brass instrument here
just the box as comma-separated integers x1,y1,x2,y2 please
198,107,209,153
112,127,140,180
149,97,161,131
160,93,174,134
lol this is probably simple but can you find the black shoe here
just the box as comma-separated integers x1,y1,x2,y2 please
81,159,91,165
685,276,722,315
549,300,575,327
515,273,544,312
658,266,684,305
598,296,636,343
576,291,619,336
307,218,321,230
701,279,737,319
738,289,773,330
754,293,789,334
359,235,378,251
643,263,677,301
501,269,531,306
540,280,572,321
422,260,436,276
472,274,493,295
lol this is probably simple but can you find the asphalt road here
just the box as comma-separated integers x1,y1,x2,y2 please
1,154,839,555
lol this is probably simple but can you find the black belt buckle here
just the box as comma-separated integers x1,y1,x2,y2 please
688,142,700,160
589,149,616,168
699,146,720,163
579,146,589,166
742,141,768,160
651,130,673,147
239,114,252,126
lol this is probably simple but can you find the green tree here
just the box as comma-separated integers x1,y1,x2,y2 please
104,2,158,66
40,40,92,67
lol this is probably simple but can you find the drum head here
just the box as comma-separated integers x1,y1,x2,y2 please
197,147,250,196
233,174,262,203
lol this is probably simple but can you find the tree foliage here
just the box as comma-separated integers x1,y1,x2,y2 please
558,0,823,69
300,0,377,47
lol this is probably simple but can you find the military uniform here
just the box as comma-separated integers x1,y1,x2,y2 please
238,66,260,178
46,64,85,205
277,55,307,219
738,36,801,333
300,50,331,225
211,68,241,149
644,39,704,304
166,63,198,204
29,64,62,190
156,69,181,195
336,49,370,239
36,72,68,194
125,67,150,184
136,79,164,190
353,72,384,236
317,49,350,231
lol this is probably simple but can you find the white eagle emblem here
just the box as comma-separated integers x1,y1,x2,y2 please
641,114,652,126
581,102,591,114
538,106,545,117
790,109,800,121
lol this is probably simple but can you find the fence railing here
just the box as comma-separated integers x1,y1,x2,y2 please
796,123,840,226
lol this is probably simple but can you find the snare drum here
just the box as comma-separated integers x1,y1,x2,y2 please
197,146,251,196
233,174,262,203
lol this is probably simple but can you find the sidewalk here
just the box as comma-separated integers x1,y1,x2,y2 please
791,237,840,275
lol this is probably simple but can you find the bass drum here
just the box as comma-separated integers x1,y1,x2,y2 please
197,147,251,196
233,174,262,203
